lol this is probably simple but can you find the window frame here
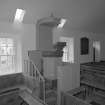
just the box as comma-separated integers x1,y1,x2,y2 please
0,38,17,75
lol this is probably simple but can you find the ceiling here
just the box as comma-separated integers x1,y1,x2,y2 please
0,0,105,33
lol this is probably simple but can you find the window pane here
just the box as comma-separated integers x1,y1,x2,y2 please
0,38,6,46
60,37,74,63
7,47,15,55
1,56,7,67
7,38,14,46
0,47,7,55
0,38,15,75
62,47,68,62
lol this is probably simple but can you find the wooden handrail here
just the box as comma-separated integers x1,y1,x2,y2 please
24,59,46,104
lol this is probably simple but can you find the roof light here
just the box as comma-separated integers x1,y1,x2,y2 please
57,18,66,28
14,9,26,23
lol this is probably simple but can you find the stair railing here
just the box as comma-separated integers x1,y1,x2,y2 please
24,59,46,104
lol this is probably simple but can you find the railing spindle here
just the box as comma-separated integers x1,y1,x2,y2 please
24,59,46,104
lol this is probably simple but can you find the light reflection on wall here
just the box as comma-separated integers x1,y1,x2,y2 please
93,41,100,51
93,41,101,62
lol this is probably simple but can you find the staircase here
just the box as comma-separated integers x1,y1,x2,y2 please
24,59,57,105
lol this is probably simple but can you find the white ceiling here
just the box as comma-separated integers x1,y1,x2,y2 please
0,0,105,33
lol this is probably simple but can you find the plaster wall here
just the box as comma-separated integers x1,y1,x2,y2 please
53,28,104,63
53,28,105,93
37,25,53,51
0,22,36,73
0,22,36,90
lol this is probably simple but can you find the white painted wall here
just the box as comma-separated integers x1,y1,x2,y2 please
0,22,36,73
37,25,53,51
57,64,80,105
57,64,80,92
53,28,105,63
43,57,60,79
40,25,105,93
53,28,105,96
100,36,105,61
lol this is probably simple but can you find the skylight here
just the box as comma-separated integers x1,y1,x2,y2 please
57,18,66,28
14,9,26,23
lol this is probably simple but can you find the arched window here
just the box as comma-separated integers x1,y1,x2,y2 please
81,37,89,55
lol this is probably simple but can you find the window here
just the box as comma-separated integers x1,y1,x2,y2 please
80,37,89,55
0,38,16,75
93,41,101,62
14,9,26,23
60,37,74,63
62,46,68,62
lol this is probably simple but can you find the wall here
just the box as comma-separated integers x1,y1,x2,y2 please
53,28,105,63
39,26,105,92
53,28,105,97
37,25,53,51
57,64,80,92
0,22,36,73
0,22,36,92
100,36,105,61
79,32,104,63
57,64,80,105
43,57,59,79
